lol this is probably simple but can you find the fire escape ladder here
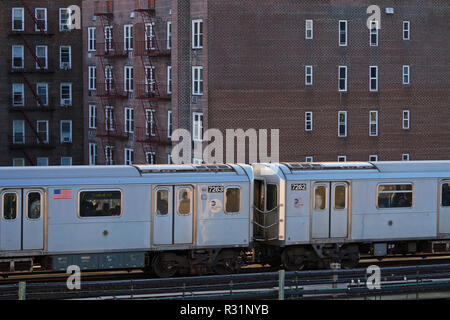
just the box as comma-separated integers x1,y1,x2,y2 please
21,149,35,166
21,72,45,107
21,110,42,144
20,34,46,70
21,0,47,34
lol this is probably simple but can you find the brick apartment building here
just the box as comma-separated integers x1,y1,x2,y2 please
0,0,84,166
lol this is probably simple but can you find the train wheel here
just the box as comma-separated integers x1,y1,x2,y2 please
152,253,179,278
213,250,242,275
341,252,360,269
282,247,307,271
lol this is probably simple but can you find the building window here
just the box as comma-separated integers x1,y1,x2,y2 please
12,45,24,69
105,65,113,90
338,111,347,137
146,109,156,136
124,149,134,165
104,26,113,53
35,8,47,32
305,112,313,131
35,45,48,69
12,8,24,31
89,105,97,129
192,19,203,49
60,46,72,69
369,155,378,162
305,66,313,85
60,83,72,106
61,157,72,166
146,152,156,164
370,20,378,46
13,158,25,167
338,66,347,92
168,154,172,164
402,110,410,130
306,156,313,162
88,27,96,51
167,66,172,94
37,158,49,166
145,66,156,93
105,106,115,131
124,107,134,133
36,83,49,106
89,143,97,166
12,83,24,106
167,110,172,138
167,21,172,49
339,20,347,46
124,66,133,92
369,110,378,136
402,153,410,161
338,156,347,162
378,184,412,208
13,120,25,144
370,66,378,91
36,120,49,144
60,120,72,143
105,146,114,165
145,23,155,50
192,66,203,95
305,20,313,39
193,112,203,142
89,66,97,90
59,8,70,31
403,65,410,84
124,24,133,51
403,21,410,40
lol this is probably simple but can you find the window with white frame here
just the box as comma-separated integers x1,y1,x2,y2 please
124,149,134,165
338,66,347,92
192,19,203,49
338,156,347,162
167,66,172,94
37,158,49,166
60,120,72,143
105,106,115,131
89,105,97,129
124,66,133,92
13,158,25,167
88,27,96,51
305,66,313,85
35,45,48,69
89,66,96,90
370,20,378,46
36,120,49,144
402,153,410,161
339,20,347,46
36,83,48,106
369,155,378,162
124,107,134,133
146,152,156,164
104,26,113,52
89,143,97,165
145,23,155,50
167,21,172,49
60,46,71,69
146,109,156,136
12,8,24,31
306,20,313,39
305,112,313,131
193,112,203,142
61,157,72,166
145,66,155,93
105,146,114,165
192,66,203,95
306,156,313,162
403,21,410,40
12,45,24,69
338,111,347,137
402,110,410,129
13,120,25,144
370,66,378,91
105,65,113,90
124,24,133,51
12,83,24,106
369,110,378,136
403,65,410,84
167,110,172,138
59,8,70,31
35,8,47,32
60,83,72,106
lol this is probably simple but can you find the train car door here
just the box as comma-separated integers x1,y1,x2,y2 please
312,182,349,239
0,189,44,251
153,186,193,245
439,181,450,234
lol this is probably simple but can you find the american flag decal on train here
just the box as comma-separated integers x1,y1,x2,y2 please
54,189,72,200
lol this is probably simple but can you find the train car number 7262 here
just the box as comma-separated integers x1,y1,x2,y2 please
291,183,307,191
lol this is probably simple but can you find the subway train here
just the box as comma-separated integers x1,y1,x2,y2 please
1,161,450,277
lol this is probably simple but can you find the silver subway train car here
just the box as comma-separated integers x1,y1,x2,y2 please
0,161,450,276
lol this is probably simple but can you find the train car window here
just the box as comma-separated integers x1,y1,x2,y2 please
442,183,450,207
27,192,41,219
225,187,240,213
315,186,326,210
334,185,346,209
177,188,191,215
156,189,169,216
267,184,278,211
254,180,264,211
3,193,17,220
377,184,413,208
79,191,122,217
